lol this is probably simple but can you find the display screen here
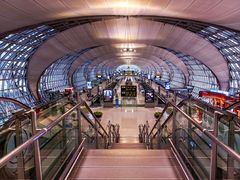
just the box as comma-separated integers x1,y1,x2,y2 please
103,89,113,102
121,85,137,97
87,81,92,89
145,89,155,103
165,82,171,90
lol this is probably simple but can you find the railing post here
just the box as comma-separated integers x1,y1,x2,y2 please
227,118,235,179
31,109,43,180
108,121,112,147
157,119,161,149
95,118,99,149
145,121,149,148
15,115,25,180
187,95,192,150
210,111,222,180
172,91,177,145
76,91,82,143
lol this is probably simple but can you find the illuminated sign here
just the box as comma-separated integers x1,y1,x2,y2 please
87,81,92,89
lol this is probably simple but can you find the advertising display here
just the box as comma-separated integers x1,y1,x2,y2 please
103,89,113,102
87,81,92,89
121,85,137,97
145,89,155,103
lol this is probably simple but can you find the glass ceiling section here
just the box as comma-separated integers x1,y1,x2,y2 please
73,63,89,90
159,66,170,83
164,61,185,88
0,25,57,106
198,26,240,94
168,49,219,98
0,101,20,127
39,49,91,101
0,25,57,124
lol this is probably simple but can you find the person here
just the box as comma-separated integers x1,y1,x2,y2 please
115,93,119,107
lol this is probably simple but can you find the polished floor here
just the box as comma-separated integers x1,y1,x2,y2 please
93,106,164,138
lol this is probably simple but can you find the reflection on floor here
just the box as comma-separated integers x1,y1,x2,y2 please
93,107,164,138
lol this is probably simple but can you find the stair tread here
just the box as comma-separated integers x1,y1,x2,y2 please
76,156,178,167
70,166,184,179
112,143,145,149
84,149,174,157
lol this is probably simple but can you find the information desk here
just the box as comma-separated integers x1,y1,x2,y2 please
121,85,137,97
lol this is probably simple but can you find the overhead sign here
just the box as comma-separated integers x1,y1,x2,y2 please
121,85,137,97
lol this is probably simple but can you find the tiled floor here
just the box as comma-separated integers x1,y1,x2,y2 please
93,106,164,137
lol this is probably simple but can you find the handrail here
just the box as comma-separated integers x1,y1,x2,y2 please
149,103,170,136
80,110,105,138
169,138,194,180
165,97,240,163
82,101,109,138
149,99,186,139
59,138,86,180
0,102,82,168
152,99,187,139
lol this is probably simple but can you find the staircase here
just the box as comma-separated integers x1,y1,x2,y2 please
67,137,186,179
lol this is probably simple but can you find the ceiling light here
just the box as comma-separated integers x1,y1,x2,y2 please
121,48,136,53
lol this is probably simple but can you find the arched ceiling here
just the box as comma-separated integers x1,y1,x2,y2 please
68,45,187,80
1,0,240,35
28,17,228,97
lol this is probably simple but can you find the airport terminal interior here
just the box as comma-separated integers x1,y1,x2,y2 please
1,1,240,179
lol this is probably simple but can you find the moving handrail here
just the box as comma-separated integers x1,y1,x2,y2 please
82,101,109,138
149,103,170,136
0,99,110,169
163,96,240,164
149,99,186,140
0,102,82,168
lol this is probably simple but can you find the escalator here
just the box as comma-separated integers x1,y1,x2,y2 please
143,93,240,180
0,96,116,180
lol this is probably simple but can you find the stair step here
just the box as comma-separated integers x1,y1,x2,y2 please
112,143,145,149
119,137,139,143
83,149,174,157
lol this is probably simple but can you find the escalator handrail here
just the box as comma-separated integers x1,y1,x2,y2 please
82,101,109,138
149,102,170,136
150,99,186,138
175,128,210,159
0,102,83,168
164,96,240,163
80,110,105,138
177,138,208,179
176,127,211,149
